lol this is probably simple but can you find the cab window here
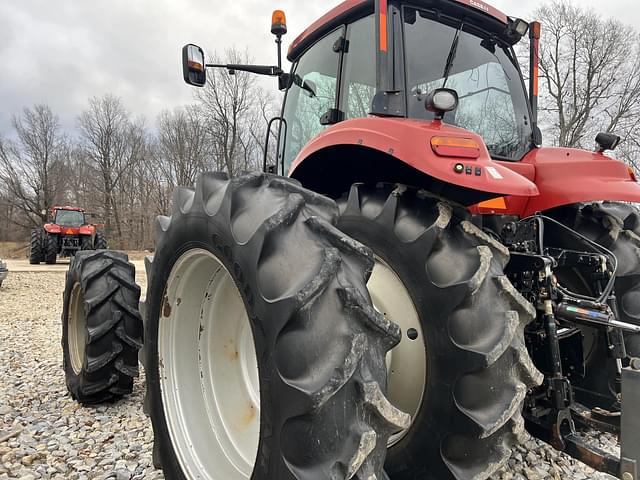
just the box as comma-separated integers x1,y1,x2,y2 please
341,15,376,120
55,210,85,227
403,7,532,160
281,28,343,173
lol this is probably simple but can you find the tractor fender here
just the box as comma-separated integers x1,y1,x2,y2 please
500,147,640,217
43,223,61,234
78,225,95,235
289,117,538,204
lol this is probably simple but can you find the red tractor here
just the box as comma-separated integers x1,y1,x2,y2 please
30,206,107,264
60,1,640,480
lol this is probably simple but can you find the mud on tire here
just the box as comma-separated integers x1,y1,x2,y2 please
144,172,407,480
337,184,543,480
62,250,143,404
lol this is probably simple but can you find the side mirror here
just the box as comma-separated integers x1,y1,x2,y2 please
595,132,621,153
182,44,207,87
425,88,459,120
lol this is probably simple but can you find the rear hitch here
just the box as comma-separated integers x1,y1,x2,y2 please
527,361,640,480
571,402,620,435
497,214,640,479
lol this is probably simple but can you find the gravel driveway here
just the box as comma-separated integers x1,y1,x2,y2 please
0,269,619,480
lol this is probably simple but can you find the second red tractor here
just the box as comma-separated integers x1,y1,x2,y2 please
29,206,107,264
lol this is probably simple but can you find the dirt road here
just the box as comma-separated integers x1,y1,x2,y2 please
5,259,148,292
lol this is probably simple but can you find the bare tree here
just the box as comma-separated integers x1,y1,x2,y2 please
197,48,277,176
0,104,68,229
536,1,640,152
157,105,211,187
77,94,145,245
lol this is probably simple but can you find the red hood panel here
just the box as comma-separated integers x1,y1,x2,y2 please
476,147,640,217
290,117,538,198
521,147,640,216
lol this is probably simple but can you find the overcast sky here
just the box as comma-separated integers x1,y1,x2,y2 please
1,0,638,136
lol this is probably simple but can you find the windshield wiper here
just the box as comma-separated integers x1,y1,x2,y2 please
442,20,465,88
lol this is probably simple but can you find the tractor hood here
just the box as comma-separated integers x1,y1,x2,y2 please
519,147,640,216
473,147,640,217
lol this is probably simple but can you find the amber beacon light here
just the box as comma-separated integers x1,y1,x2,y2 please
271,10,287,35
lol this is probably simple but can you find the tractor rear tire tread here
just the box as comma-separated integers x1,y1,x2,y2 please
94,231,108,250
145,172,402,480
29,228,44,264
337,184,541,480
81,236,93,251
44,234,57,264
62,250,143,404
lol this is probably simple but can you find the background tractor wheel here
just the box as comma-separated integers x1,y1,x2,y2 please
337,184,542,480
144,172,407,480
94,231,107,250
29,228,44,264
549,202,640,409
44,234,57,264
81,235,93,250
61,250,143,404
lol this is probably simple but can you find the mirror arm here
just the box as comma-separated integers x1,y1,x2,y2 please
206,63,283,77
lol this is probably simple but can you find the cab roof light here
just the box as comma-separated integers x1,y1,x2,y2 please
271,10,287,36
431,136,481,159
504,17,529,45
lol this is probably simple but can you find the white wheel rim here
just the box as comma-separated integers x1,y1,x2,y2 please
159,248,260,479
368,257,426,447
68,282,87,375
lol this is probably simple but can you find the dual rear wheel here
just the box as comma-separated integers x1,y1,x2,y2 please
62,174,542,480
28,228,57,264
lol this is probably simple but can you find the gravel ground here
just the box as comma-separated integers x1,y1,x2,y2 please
0,271,620,480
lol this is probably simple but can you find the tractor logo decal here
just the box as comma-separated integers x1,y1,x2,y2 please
469,0,490,13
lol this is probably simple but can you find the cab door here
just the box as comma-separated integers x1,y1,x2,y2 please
278,27,344,175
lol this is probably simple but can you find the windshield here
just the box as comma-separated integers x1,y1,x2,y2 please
55,210,85,227
403,7,533,160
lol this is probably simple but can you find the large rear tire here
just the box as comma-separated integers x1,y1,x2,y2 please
337,184,542,480
95,231,107,250
29,228,44,264
81,235,93,251
144,172,407,480
549,202,640,408
62,250,143,404
44,234,57,264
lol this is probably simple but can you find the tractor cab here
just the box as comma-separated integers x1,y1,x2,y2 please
182,0,539,205
280,0,535,172
53,207,86,228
